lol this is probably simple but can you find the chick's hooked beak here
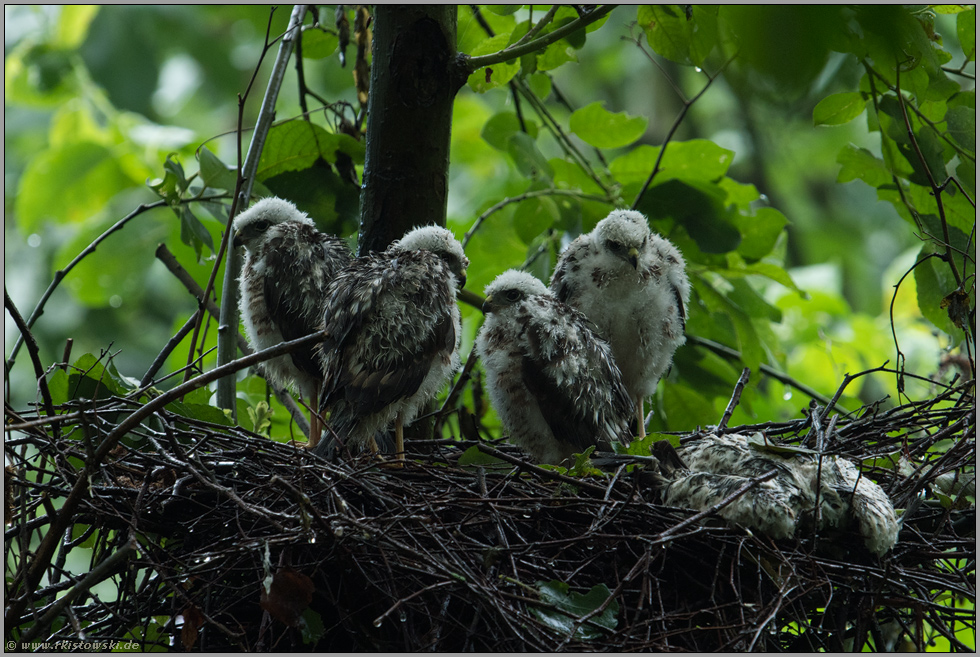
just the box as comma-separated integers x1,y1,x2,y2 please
456,268,467,289
481,294,494,315
627,246,640,270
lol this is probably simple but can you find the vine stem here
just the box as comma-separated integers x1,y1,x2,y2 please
215,5,308,415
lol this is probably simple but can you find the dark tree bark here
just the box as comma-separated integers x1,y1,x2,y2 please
357,5,468,255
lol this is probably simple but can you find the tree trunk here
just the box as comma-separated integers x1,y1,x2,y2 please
357,5,466,255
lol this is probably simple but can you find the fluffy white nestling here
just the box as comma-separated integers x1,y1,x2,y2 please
550,209,690,436
233,196,352,403
476,269,635,464
314,226,468,459
663,433,900,556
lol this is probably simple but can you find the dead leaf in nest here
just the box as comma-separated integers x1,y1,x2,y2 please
180,604,205,649
260,567,315,627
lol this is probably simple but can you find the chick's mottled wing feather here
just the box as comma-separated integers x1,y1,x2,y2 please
519,310,630,452
320,252,456,416
261,232,329,378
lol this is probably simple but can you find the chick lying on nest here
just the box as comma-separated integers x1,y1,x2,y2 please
660,433,900,557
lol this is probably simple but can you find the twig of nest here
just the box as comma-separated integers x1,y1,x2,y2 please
4,377,975,651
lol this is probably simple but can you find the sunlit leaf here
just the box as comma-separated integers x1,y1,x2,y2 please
610,140,733,184
813,92,866,126
836,144,892,188
467,34,520,92
17,142,134,231
301,28,339,59
258,120,360,181
56,6,100,49
732,207,788,261
569,102,648,149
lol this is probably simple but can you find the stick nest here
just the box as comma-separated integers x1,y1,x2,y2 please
5,381,975,651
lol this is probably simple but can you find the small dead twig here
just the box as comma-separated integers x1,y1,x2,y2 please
718,367,751,433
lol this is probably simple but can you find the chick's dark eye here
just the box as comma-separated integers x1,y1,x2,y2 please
606,240,623,252
255,220,270,232
504,289,522,302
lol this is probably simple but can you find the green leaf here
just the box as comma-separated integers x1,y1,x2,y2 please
246,401,274,435
914,127,948,183
506,132,554,180
47,369,70,406
744,262,804,295
164,154,190,193
467,34,520,92
957,9,975,62
914,244,960,336
732,207,788,261
692,276,765,370
537,39,578,71
527,72,552,99
661,383,717,430
836,144,892,188
167,400,233,426
569,102,648,149
956,159,975,197
513,195,560,244
637,5,703,66
179,206,215,262
263,158,359,232
300,608,325,645
813,92,866,126
909,184,975,236
552,15,587,49
56,6,100,49
621,432,681,456
301,28,338,59
718,177,760,210
198,147,238,191
458,445,508,468
486,5,522,15
946,105,975,154
610,140,734,184
481,112,538,151
728,278,782,322
530,581,619,641
16,142,134,231
639,179,741,254
67,353,133,401
258,120,359,181
566,446,605,477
